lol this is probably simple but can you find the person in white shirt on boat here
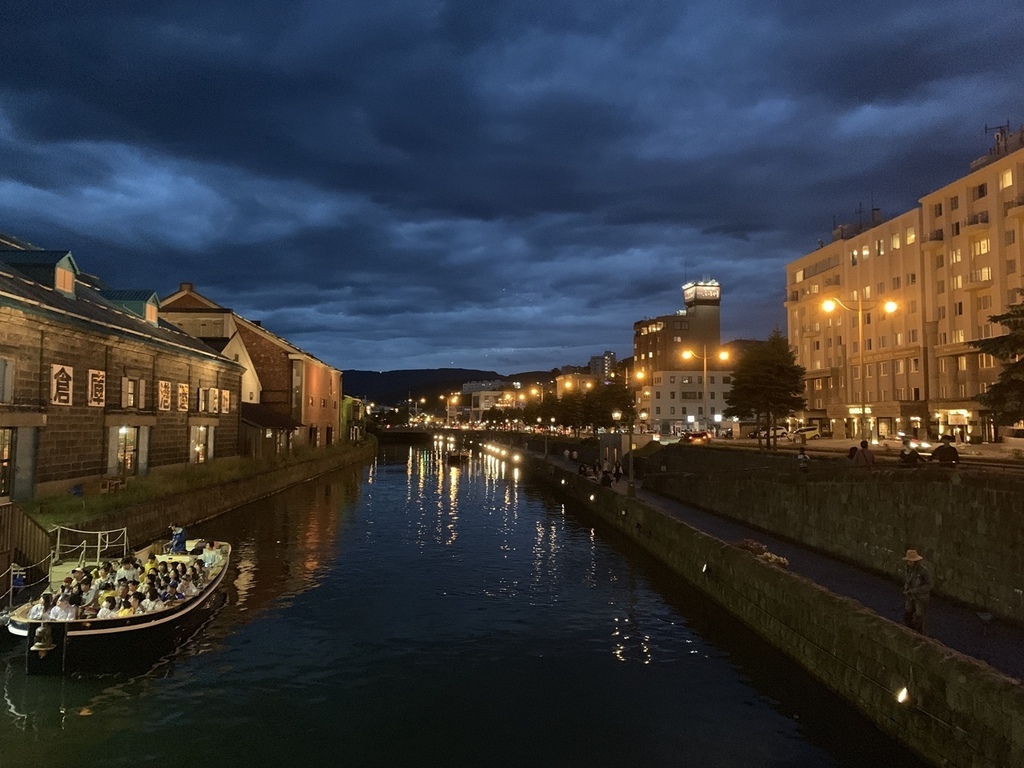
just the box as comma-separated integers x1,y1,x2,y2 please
180,574,199,598
27,592,54,620
97,596,119,619
115,557,139,584
49,593,78,621
142,588,163,612
201,541,222,569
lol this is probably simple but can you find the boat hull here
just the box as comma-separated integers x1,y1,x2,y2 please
8,545,230,676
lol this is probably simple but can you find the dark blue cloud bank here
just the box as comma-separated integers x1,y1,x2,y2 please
1,1,1021,371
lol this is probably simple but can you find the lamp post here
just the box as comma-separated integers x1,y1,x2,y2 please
682,345,729,432
823,297,897,441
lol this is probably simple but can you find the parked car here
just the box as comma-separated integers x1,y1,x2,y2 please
747,426,788,439
789,426,823,441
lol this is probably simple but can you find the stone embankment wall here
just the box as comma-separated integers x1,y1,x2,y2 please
78,441,376,550
638,446,1024,626
529,457,1024,768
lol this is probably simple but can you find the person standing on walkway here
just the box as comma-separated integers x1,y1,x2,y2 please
902,549,934,634
852,440,875,467
796,448,810,473
929,434,960,467
563,449,570,463
571,450,578,464
613,461,623,484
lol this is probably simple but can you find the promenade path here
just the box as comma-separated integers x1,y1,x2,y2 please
544,453,1024,683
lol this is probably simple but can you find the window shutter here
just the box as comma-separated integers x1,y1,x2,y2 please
138,379,147,409
121,377,130,408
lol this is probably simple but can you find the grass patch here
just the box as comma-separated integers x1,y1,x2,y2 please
24,442,368,530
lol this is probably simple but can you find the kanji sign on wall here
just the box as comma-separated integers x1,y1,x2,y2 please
177,383,190,412
50,364,73,406
87,369,106,407
158,380,172,411
220,389,230,414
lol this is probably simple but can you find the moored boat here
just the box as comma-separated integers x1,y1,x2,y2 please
6,526,230,676
447,449,471,464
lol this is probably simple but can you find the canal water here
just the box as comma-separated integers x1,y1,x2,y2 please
1,442,926,767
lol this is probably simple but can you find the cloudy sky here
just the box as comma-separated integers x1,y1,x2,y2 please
2,2,1022,373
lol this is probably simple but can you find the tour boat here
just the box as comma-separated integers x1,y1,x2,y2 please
6,526,230,676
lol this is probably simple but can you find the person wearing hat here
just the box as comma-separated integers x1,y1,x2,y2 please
902,549,934,634
929,434,959,466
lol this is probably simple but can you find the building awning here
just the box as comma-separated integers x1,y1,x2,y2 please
239,402,302,431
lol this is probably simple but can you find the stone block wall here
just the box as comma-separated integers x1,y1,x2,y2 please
532,458,1024,768
639,446,1024,625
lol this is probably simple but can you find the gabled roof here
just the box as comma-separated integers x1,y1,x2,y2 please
0,254,238,365
0,249,80,289
99,289,159,303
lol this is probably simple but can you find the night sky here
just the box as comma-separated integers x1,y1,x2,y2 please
1,2,1021,373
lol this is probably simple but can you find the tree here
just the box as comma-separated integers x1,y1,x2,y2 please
971,298,1024,425
581,380,635,435
724,329,806,448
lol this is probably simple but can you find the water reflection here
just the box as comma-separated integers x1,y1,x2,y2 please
0,447,928,768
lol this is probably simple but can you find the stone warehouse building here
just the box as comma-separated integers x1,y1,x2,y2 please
160,283,345,455
0,239,243,501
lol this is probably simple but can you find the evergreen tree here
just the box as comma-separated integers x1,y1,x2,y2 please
971,298,1024,425
724,329,806,447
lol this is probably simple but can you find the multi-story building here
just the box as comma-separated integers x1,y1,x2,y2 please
786,127,1024,441
588,351,617,380
633,281,722,385
160,283,344,453
0,240,242,501
638,364,734,436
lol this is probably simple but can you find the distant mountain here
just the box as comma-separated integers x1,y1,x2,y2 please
343,368,557,405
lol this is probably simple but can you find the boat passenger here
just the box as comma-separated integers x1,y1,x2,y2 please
145,552,159,570
202,541,223,569
117,599,134,617
97,596,119,619
167,581,185,600
27,592,54,620
181,575,198,598
129,593,145,614
115,557,139,584
49,593,78,621
167,524,187,554
142,588,163,612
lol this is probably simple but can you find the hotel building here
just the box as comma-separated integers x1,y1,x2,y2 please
786,127,1024,441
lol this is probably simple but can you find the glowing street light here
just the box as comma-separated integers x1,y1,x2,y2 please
822,296,897,441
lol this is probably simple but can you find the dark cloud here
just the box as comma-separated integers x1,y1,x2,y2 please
1,0,1022,373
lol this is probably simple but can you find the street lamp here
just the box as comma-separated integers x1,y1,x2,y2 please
682,345,729,432
612,408,636,496
823,297,897,441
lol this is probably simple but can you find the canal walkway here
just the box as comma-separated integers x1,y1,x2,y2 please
545,454,1024,683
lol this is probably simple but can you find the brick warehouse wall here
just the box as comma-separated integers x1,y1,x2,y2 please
0,304,241,492
637,445,1024,627
531,458,1024,768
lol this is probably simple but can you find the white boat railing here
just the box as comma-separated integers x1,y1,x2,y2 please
2,551,53,610
52,526,130,569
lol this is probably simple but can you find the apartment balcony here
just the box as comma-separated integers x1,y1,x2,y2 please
922,229,944,249
1006,195,1024,218
965,211,990,229
966,268,994,290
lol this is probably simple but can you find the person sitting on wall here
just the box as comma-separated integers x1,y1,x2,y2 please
929,434,960,466
166,523,188,554
898,439,923,466
600,470,613,487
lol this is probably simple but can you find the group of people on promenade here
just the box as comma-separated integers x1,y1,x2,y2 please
26,528,224,623
827,434,961,469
